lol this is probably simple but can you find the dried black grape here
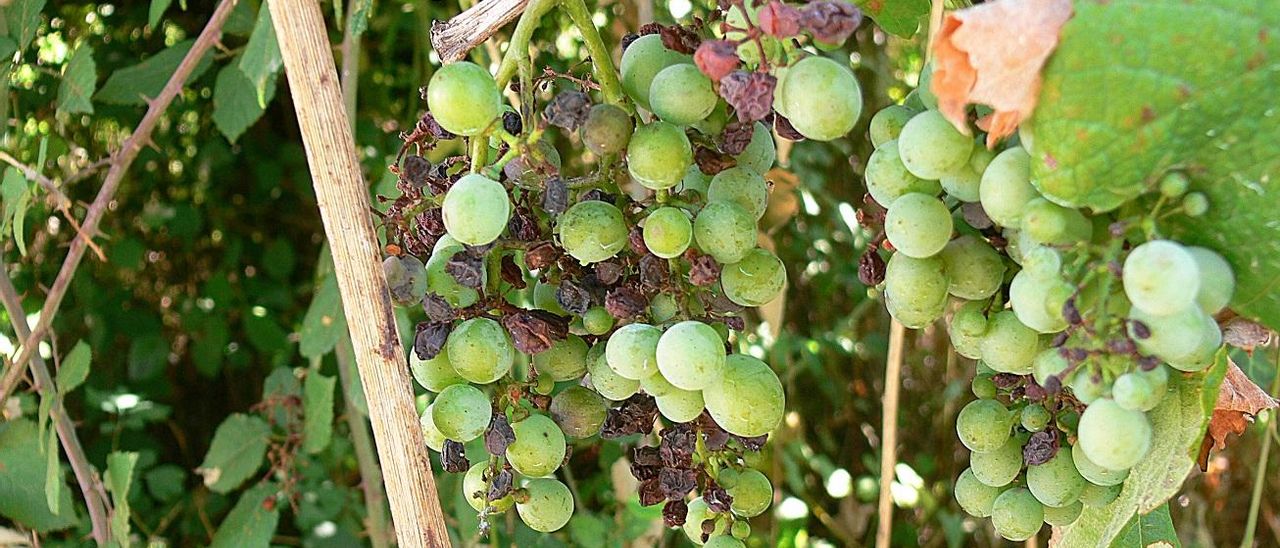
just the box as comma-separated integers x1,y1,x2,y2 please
484,413,516,455
413,321,451,361
556,280,592,315
1023,429,1059,466
442,440,468,473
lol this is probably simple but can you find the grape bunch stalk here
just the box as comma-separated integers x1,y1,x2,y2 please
862,66,1233,540
384,0,865,542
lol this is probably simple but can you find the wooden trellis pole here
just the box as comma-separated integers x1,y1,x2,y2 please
267,0,451,545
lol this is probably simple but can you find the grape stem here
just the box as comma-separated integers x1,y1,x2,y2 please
495,0,557,91
559,0,626,107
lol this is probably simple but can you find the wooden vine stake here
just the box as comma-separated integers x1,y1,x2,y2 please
267,0,451,545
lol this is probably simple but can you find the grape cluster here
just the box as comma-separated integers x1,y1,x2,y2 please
862,67,1233,540
388,0,866,539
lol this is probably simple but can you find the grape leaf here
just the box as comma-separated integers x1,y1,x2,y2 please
1024,0,1280,330
238,5,282,107
197,414,271,494
56,44,96,115
0,420,78,532
212,62,276,143
1056,352,1228,547
56,340,91,395
95,39,215,105
43,427,58,515
149,0,173,28
302,371,335,454
1102,504,1179,548
105,452,138,548
850,0,927,38
300,272,345,359
209,482,280,548
6,0,47,52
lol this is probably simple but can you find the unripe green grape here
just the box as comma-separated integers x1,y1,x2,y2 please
1158,171,1190,197
1123,240,1200,316
1078,482,1122,507
956,399,1014,453
971,437,1024,487
704,536,746,548
550,386,607,439
442,174,511,246
532,334,588,381
726,468,772,517
620,34,691,110
531,281,563,312
1021,404,1051,432
1026,451,1086,507
1021,245,1062,277
1186,246,1234,314
991,488,1045,541
1182,192,1209,216
582,306,614,335
776,56,862,141
864,140,941,207
1021,197,1092,246
516,478,574,532
979,147,1036,228
971,375,998,399
606,323,662,380
410,346,465,393
655,386,705,422
691,100,730,138
883,253,948,329
656,321,726,390
980,311,1041,374
1069,370,1107,404
1166,319,1221,372
419,405,447,451
384,255,428,306
464,462,514,512
431,384,492,442
1079,398,1151,471
580,103,634,156
588,344,640,401
955,468,1001,518
916,64,939,109
693,201,757,264
683,498,727,545
643,206,694,259
1009,269,1069,334
898,109,974,179
1112,371,1162,412
721,248,786,306
940,146,994,202
869,105,916,147
446,317,514,384
708,167,769,220
426,244,481,308
735,121,776,174
1129,306,1219,370
649,293,680,323
532,373,555,395
628,121,694,190
1031,348,1069,386
506,414,567,477
649,64,718,125
940,235,1004,300
1043,500,1083,526
731,520,751,539
950,300,989,360
704,354,785,437
426,61,501,136
640,370,677,398
558,200,629,264
680,164,711,195
884,192,953,258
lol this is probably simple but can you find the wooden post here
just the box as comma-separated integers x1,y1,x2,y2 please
267,1,451,546
875,319,906,548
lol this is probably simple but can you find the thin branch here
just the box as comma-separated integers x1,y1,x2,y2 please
0,150,107,261
0,258,113,545
1241,343,1280,548
875,319,906,548
0,0,240,404
430,0,529,63
560,0,624,105
494,0,557,91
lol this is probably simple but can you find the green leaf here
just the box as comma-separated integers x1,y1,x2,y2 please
143,464,187,503
105,452,138,547
302,371,336,454
56,44,95,115
1108,504,1179,548
850,0,928,38
212,63,276,143
209,482,280,548
43,427,59,515
197,414,271,494
262,238,295,280
349,0,374,37
1057,352,1228,547
223,0,258,37
0,420,77,532
56,340,91,395
1,168,28,234
300,272,345,359
149,0,173,28
6,0,47,52
11,184,28,256
238,5,282,107
95,39,215,105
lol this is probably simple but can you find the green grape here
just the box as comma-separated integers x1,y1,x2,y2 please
1158,171,1190,197
708,167,769,220
580,103,634,156
442,174,511,246
940,147,994,202
1078,482,1122,507
884,193,953,258
971,375,998,399
1167,317,1221,372
1129,306,1219,370
582,306,614,335
426,243,481,308
954,468,1001,518
1042,501,1084,526
725,468,772,517
704,354,785,437
1020,197,1092,246
656,321,726,390
971,436,1024,487
384,255,428,306
649,64,718,125
956,399,1014,453
980,311,1041,374
588,344,640,401
628,122,694,191
1122,239,1200,316
464,462,514,512
506,414,567,478
558,200,629,264
503,140,562,186
693,201,757,264
775,56,862,141
410,346,465,393
532,373,555,395
683,498,727,545
446,317,514,384
1031,348,1069,386
1021,404,1051,432
640,370,677,398
1186,246,1234,314
431,384,492,442
979,147,1036,228
655,386,705,422
1069,369,1107,404
864,140,942,207
940,235,1005,300
550,385,607,438
691,100,730,137
897,109,974,179
902,89,925,110
1009,269,1069,334
649,293,680,323
643,206,694,259
1112,370,1163,412
991,488,1044,541
882,253,948,329
425,61,501,136
735,121,776,174
731,519,751,539
606,323,662,380
621,34,690,109
1182,192,1209,216
419,405,446,451
532,334,588,382
721,248,786,306
1078,398,1151,471
516,478,574,533
704,536,746,548
949,300,989,360
1027,451,1086,507
680,164,712,195
869,105,916,147
916,64,939,109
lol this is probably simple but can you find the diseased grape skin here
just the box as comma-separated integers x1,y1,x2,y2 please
642,206,694,259
970,436,1024,487
883,253,948,329
703,354,784,437
693,201,757,264
1026,451,1086,507
725,468,772,517
954,468,1002,518
1078,398,1152,471
620,34,691,110
442,174,512,246
683,498,728,545
735,122,776,174
549,386,607,439
1128,306,1220,370
869,105,916,147
446,317,515,384
864,140,941,207
940,235,1005,300
516,478,574,532
588,344,640,401
655,386,705,422
955,399,1014,453
978,147,1036,228
506,413,567,478
464,462,514,512
426,61,501,136
980,311,1041,375
605,323,662,380
580,103,634,156
708,167,769,220
884,192,953,259
558,200,629,264
990,488,1044,541
532,334,588,381
776,56,863,141
431,384,493,442
1123,239,1201,316
627,121,694,190
720,248,787,306
410,346,465,393
897,109,974,179
649,63,718,125
656,321,727,391
426,243,481,308
384,255,428,306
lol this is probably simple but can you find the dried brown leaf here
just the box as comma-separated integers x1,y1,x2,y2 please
1197,360,1279,469
1222,317,1273,353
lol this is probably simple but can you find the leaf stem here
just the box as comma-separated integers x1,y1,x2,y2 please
559,0,625,106
495,0,557,92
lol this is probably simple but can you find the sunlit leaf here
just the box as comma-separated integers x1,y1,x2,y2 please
197,414,271,494
56,44,95,115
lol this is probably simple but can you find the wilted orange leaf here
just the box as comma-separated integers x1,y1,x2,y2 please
1197,360,1278,470
931,0,1073,147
